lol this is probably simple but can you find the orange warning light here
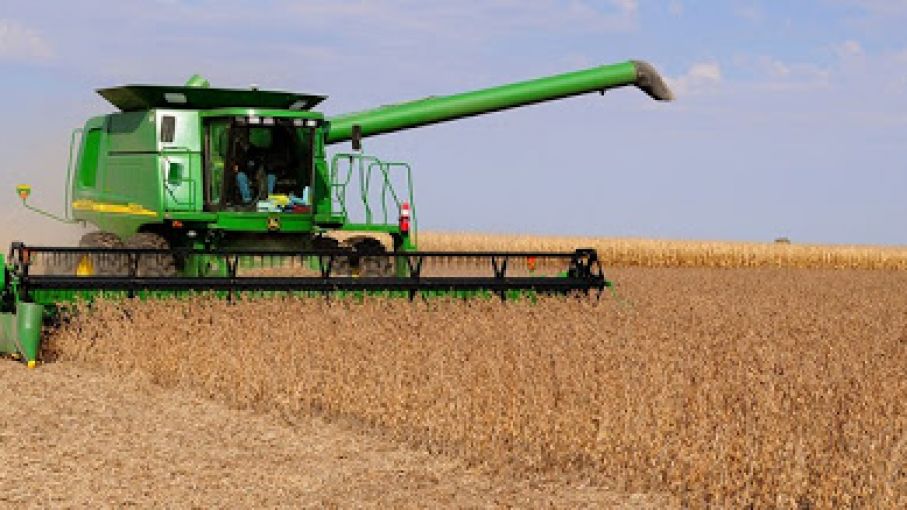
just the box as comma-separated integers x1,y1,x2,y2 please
527,256,537,272
16,184,31,200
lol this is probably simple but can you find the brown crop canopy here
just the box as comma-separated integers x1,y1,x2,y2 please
97,85,327,112
632,60,675,101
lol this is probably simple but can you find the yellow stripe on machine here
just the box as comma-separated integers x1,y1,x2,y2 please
72,200,158,217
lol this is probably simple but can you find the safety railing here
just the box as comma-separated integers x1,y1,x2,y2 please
330,153,417,238
65,127,83,219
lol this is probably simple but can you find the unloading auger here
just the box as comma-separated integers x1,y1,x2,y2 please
2,60,673,366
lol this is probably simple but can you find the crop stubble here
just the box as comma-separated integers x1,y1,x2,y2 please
47,267,906,507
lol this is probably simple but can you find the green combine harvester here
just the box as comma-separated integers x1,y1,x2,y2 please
1,60,673,367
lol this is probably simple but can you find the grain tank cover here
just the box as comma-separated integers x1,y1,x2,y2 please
97,85,326,112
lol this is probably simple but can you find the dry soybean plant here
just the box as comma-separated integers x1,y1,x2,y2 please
419,231,907,270
48,267,907,507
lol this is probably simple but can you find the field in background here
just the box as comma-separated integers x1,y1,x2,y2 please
48,267,907,508
418,232,907,270
7,229,907,271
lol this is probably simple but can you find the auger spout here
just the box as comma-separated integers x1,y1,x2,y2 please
326,60,673,144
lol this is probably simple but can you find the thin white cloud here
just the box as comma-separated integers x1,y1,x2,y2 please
834,45,907,95
892,47,907,64
838,0,907,16
668,61,722,96
759,56,792,78
501,0,640,32
610,0,638,16
0,19,53,61
834,39,864,59
283,0,640,37
668,0,684,16
734,54,831,92
734,3,764,22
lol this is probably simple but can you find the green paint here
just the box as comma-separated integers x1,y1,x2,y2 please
6,61,668,363
78,128,102,187
0,303,44,364
52,60,670,258
0,313,15,355
325,60,666,143
16,303,43,363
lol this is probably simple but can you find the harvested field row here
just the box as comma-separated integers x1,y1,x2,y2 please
418,232,907,270
0,362,647,508
47,268,907,508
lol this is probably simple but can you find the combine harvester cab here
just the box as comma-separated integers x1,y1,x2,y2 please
2,61,672,366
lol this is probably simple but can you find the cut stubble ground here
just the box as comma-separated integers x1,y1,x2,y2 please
0,362,652,508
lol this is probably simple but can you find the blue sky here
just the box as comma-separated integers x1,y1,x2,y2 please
1,0,905,245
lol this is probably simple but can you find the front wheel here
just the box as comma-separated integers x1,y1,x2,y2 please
53,231,126,276
346,236,394,277
124,233,177,277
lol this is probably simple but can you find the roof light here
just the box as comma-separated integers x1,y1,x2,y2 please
164,92,187,104
305,119,319,127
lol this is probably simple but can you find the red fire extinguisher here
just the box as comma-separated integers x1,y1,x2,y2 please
399,201,411,234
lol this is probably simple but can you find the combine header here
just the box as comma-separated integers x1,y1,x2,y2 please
1,60,673,366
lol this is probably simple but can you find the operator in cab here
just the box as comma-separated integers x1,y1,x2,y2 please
231,136,276,205
226,122,311,211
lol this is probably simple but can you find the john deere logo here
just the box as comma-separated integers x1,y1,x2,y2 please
267,216,280,231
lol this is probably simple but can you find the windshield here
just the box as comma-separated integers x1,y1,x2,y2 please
205,118,315,211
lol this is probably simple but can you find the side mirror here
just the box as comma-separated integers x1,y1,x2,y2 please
14,183,75,224
167,162,183,185
351,124,362,151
